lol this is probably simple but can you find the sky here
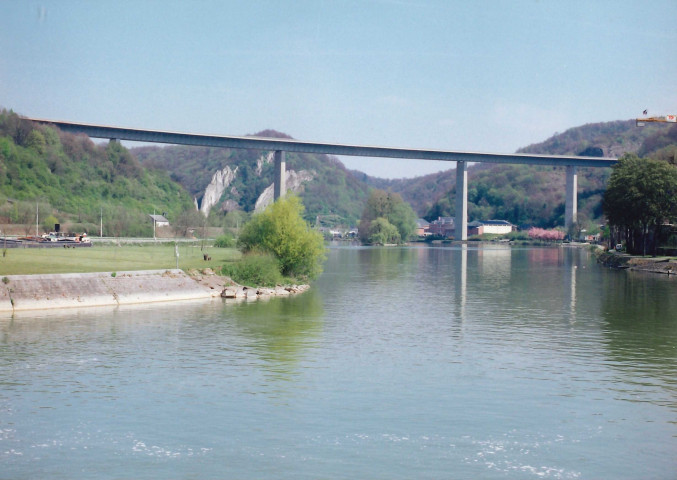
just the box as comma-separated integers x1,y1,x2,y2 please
1,0,676,178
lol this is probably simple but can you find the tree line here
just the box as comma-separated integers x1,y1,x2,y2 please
602,154,677,255
0,109,195,237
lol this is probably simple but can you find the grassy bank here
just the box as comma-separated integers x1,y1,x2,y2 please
0,243,241,275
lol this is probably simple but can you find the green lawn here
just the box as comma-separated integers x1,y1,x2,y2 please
0,243,241,275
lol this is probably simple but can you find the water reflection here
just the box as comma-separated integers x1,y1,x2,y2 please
599,270,677,409
569,262,577,320
526,246,564,266
455,244,467,324
2,246,676,479
227,291,324,383
475,244,511,288
357,246,418,281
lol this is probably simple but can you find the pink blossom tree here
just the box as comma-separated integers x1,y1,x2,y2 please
528,227,565,241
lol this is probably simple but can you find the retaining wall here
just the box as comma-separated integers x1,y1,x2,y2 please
0,270,217,313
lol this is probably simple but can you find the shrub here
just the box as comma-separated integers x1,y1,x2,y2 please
213,233,235,248
42,214,59,233
503,230,530,241
222,252,282,287
68,222,99,235
238,195,326,279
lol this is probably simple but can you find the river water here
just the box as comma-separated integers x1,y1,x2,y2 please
1,245,675,479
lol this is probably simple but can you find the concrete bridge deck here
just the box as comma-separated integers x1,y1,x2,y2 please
27,118,618,239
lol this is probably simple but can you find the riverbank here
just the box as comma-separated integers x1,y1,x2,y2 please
595,249,677,275
0,269,309,313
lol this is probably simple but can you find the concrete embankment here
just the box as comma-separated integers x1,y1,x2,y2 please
0,269,310,313
0,270,221,313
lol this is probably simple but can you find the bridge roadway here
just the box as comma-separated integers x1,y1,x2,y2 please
28,118,618,240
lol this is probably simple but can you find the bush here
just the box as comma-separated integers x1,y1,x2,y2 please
68,222,99,235
213,233,235,248
503,230,529,241
222,252,282,287
42,214,59,233
238,195,326,279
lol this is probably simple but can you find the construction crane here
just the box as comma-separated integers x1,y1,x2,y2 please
636,114,677,126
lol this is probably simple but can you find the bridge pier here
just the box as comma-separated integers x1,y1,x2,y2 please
565,165,577,233
455,161,468,241
274,150,286,200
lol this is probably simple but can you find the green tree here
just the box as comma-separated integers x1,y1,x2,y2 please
602,154,677,255
389,200,418,242
25,129,46,154
367,217,401,245
172,208,204,237
10,200,35,235
42,214,59,233
359,189,417,244
223,209,249,234
238,195,326,279
108,205,133,237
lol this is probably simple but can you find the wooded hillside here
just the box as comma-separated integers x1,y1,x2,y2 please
0,110,194,236
133,131,370,225
3,108,675,237
375,120,676,230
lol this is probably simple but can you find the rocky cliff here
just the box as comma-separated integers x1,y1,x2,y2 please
254,169,315,212
195,150,314,216
198,165,239,216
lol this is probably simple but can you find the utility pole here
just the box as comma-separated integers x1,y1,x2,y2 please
35,200,39,237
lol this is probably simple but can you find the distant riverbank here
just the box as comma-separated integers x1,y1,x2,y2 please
595,250,677,275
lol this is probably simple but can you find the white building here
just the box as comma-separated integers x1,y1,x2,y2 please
468,220,515,235
149,214,169,227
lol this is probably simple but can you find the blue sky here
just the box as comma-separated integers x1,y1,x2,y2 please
2,1,676,178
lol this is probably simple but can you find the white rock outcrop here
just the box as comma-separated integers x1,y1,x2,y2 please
256,152,274,175
200,166,238,216
254,169,315,212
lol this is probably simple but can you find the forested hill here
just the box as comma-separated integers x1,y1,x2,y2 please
518,119,676,161
133,132,370,225
0,110,194,236
363,119,677,231
3,108,675,236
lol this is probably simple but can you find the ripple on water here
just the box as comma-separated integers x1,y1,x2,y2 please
1,247,676,479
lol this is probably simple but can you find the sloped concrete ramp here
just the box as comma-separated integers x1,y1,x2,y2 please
0,270,216,312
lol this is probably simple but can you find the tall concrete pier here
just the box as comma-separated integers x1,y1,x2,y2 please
274,150,286,200
455,161,468,241
565,166,578,232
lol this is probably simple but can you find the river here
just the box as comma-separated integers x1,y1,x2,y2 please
1,245,675,479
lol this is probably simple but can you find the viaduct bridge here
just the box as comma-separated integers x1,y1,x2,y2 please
28,118,618,240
